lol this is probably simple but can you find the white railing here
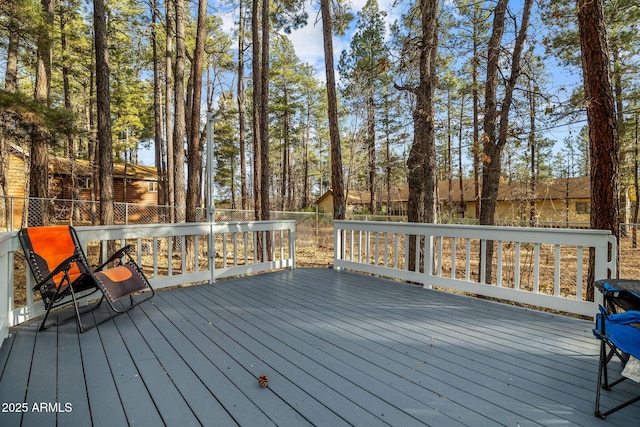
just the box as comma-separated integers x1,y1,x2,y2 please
334,220,616,317
0,220,296,340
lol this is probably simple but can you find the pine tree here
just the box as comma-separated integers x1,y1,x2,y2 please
94,0,115,226
338,0,388,214
320,0,351,220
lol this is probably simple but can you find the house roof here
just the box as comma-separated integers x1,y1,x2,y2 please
315,189,374,206
49,157,158,181
438,176,591,202
317,176,592,205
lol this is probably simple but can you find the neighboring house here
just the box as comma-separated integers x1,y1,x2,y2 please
315,189,373,215
316,176,597,224
49,157,158,205
4,147,158,227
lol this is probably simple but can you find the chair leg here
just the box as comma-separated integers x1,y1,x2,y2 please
42,292,105,333
38,285,68,331
595,340,607,418
38,299,57,332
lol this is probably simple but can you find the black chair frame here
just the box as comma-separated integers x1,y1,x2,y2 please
19,226,154,332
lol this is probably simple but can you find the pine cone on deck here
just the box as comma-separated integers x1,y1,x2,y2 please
258,374,269,388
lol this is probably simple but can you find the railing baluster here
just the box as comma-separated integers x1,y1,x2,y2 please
234,232,239,266
244,232,249,264
280,230,284,261
181,235,186,273
451,238,456,279
365,230,369,265
576,246,584,300
437,236,443,276
514,241,521,290
394,233,399,269
497,241,503,287
222,234,228,268
554,244,561,296
480,239,486,284
167,237,173,276
350,230,354,262
465,239,471,281
153,237,159,278
194,235,199,272
533,243,540,294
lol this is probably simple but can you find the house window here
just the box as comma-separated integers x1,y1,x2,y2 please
77,177,90,190
148,181,158,192
575,202,590,215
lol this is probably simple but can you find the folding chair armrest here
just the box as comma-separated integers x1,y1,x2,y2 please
94,245,134,272
32,253,80,292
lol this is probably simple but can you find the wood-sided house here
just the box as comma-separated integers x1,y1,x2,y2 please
49,156,158,205
4,146,158,228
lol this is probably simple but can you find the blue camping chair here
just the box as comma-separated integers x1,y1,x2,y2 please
593,279,640,419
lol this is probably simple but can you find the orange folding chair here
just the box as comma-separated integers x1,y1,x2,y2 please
18,225,154,332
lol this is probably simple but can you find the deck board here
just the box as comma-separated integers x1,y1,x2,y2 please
112,311,201,427
1,268,640,426
57,318,92,426
0,328,35,426
126,300,238,426
178,288,435,427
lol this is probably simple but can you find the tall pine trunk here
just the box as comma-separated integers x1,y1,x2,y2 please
151,0,166,210
238,0,247,211
165,2,175,223
1,12,19,229
577,0,619,301
472,4,481,219
186,0,207,224
405,0,438,271
29,0,55,226
320,0,345,221
94,0,115,226
173,0,186,223
367,92,376,215
252,0,262,222
259,0,271,259
185,0,207,270
61,11,80,222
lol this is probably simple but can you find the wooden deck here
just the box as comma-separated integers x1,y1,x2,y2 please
1,268,639,426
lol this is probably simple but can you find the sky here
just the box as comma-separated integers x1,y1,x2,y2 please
137,0,586,167
217,0,406,83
